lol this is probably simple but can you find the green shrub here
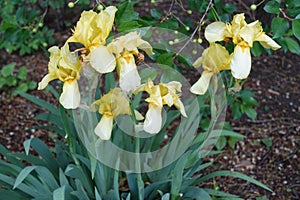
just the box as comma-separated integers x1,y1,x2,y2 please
0,63,37,96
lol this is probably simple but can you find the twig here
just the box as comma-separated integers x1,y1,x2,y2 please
280,8,293,21
238,0,254,20
174,0,213,58
167,0,175,16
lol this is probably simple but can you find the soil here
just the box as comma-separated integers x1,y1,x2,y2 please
0,1,299,200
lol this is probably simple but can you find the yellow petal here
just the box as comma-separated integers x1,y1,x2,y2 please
194,43,231,72
72,10,98,47
193,56,203,68
92,88,131,116
94,114,114,140
48,46,61,73
205,22,227,42
89,45,116,73
239,20,262,47
231,13,247,35
162,92,174,107
230,45,251,79
59,41,81,71
108,32,153,56
190,71,214,95
144,104,162,134
59,80,80,109
256,34,281,50
38,74,57,90
134,109,144,121
117,54,141,92
95,6,117,44
174,98,187,117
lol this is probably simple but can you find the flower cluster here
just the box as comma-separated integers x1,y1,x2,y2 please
38,6,187,139
190,13,281,95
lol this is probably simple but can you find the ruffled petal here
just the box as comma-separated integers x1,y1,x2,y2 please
38,74,57,90
94,114,114,140
204,22,227,42
230,45,251,79
96,6,118,43
239,20,261,47
144,104,162,134
190,71,214,95
256,34,281,50
72,10,98,47
59,80,80,109
89,45,116,73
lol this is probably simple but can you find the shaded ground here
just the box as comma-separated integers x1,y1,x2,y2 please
0,1,299,199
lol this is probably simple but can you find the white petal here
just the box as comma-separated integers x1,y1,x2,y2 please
118,56,141,92
59,80,80,109
174,99,187,118
89,46,116,73
134,109,144,121
144,105,162,134
94,114,114,140
256,34,281,50
204,22,227,42
190,71,214,95
230,46,251,79
38,74,57,90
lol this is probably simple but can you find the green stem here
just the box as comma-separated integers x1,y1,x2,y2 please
130,98,144,199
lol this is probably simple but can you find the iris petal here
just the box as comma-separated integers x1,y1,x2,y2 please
190,71,214,95
144,105,162,134
38,74,57,90
230,45,251,79
59,80,80,109
118,55,141,92
205,22,227,42
94,114,114,140
256,34,281,50
90,45,116,73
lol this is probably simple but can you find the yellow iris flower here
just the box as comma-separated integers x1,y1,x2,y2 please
204,13,281,79
91,88,131,140
38,40,82,109
134,80,187,134
107,32,153,92
69,6,117,74
190,43,231,95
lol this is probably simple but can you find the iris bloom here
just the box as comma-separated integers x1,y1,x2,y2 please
205,13,281,79
69,6,117,74
107,32,153,92
38,41,81,109
190,43,231,95
134,80,187,134
92,88,131,140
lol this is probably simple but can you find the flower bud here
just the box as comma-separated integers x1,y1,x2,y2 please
250,4,257,11
97,4,104,11
187,10,192,15
68,2,75,8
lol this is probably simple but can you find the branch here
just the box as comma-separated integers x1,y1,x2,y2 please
174,0,213,58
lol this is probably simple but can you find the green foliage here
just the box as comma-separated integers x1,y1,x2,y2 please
228,88,259,120
261,0,300,55
0,63,37,95
0,0,54,55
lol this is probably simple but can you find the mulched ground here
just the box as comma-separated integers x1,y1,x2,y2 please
0,1,299,199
